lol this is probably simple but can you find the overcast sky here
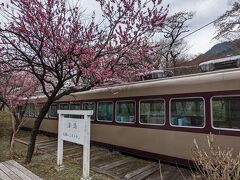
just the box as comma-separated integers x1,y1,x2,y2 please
164,0,235,55
79,0,235,56
0,0,234,55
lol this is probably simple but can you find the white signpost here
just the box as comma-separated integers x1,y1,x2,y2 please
57,110,93,180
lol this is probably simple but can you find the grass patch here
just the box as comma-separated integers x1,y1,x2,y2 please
0,111,12,139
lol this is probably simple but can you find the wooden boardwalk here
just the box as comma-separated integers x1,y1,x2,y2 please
0,160,42,180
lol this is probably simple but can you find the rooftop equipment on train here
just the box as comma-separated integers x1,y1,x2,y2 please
198,54,240,72
136,70,174,81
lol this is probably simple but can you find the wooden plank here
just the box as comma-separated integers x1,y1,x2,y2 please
7,160,42,180
15,139,29,145
38,144,76,154
65,152,83,158
129,166,158,180
39,142,73,150
100,158,133,171
74,149,105,161
90,151,119,162
38,140,73,147
91,167,121,180
69,148,98,160
0,168,12,180
36,139,57,145
91,151,106,157
63,149,82,156
91,151,119,161
3,161,32,180
124,163,157,179
0,163,21,180
63,146,82,152
37,142,58,148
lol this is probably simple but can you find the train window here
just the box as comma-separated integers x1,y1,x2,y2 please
83,102,95,121
59,104,69,118
70,104,82,110
170,98,205,128
69,104,82,118
59,104,69,110
212,96,240,130
16,106,25,117
140,100,165,125
34,104,42,117
97,101,113,122
29,104,35,117
49,104,58,118
24,104,30,117
116,101,135,123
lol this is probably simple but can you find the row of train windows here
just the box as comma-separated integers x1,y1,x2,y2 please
25,96,240,130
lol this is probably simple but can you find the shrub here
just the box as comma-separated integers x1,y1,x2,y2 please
192,134,240,180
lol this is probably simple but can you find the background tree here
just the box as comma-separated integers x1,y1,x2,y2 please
0,0,168,163
0,65,37,157
155,11,194,70
214,1,240,40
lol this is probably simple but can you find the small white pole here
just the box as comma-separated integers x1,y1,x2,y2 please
56,113,64,171
82,114,91,180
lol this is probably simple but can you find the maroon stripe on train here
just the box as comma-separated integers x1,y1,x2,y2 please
27,89,240,137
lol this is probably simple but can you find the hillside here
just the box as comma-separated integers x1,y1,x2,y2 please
179,39,240,67
204,39,240,56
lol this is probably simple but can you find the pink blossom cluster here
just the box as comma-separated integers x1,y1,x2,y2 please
0,0,168,91
0,66,38,108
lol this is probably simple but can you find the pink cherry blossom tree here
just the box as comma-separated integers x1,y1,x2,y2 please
0,65,38,157
0,0,168,163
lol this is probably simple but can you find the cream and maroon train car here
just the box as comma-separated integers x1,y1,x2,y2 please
23,68,240,165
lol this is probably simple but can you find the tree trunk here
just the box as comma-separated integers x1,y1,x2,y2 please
9,112,16,158
9,112,20,144
9,110,25,158
0,104,4,111
24,123,39,163
10,131,16,158
24,99,53,164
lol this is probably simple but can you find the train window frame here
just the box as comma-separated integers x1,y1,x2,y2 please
49,104,59,118
139,99,166,126
82,102,96,121
34,104,42,117
97,101,114,122
69,103,82,110
115,100,136,124
59,103,70,118
169,97,206,129
59,103,70,110
29,103,35,117
211,95,240,131
24,104,30,117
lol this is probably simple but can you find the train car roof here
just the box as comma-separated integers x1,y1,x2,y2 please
73,67,240,94
31,68,240,100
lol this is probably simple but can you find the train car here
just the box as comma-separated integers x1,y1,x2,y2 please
23,68,240,166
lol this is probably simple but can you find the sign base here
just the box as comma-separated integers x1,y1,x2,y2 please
81,177,92,180
55,165,65,172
